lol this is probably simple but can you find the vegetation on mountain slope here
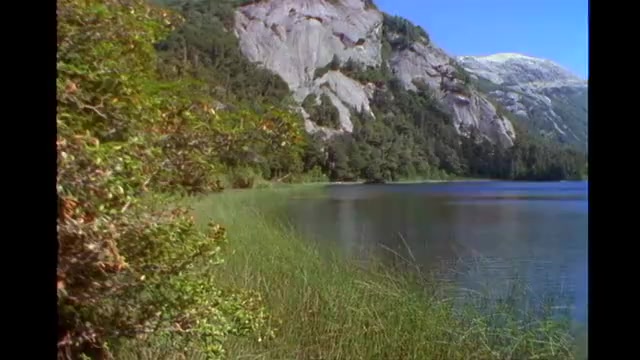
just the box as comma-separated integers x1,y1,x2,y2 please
154,0,292,106
302,93,342,129
304,63,585,181
383,13,431,48
152,0,585,183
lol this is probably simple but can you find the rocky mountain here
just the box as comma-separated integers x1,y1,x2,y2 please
234,0,516,147
147,0,587,181
457,53,588,148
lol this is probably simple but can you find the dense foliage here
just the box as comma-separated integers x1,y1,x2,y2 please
154,0,291,106
56,0,306,358
383,13,430,50
295,20,586,182
341,57,393,85
302,93,341,129
152,0,306,182
300,65,586,182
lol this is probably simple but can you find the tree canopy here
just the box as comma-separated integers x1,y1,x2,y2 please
57,0,302,357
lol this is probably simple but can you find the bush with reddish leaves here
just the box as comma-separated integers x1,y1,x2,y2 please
56,0,299,358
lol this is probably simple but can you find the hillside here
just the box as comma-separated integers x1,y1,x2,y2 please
151,0,586,181
234,0,515,147
458,53,588,149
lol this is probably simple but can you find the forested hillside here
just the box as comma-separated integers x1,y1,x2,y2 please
152,0,587,182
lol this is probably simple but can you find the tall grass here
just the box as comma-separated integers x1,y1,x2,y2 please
116,185,579,359
195,187,577,359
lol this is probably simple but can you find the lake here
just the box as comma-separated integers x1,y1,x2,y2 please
282,181,588,337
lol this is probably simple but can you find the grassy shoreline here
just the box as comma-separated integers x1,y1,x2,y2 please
229,175,576,191
117,187,579,359
233,177,494,191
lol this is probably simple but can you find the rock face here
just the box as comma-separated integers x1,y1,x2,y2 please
458,53,588,147
234,0,516,146
389,41,515,147
235,0,382,135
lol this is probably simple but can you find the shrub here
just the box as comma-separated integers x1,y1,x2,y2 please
229,167,259,189
57,0,274,358
303,93,341,129
364,0,378,10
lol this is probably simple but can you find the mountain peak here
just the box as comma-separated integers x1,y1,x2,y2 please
457,52,587,148
459,52,544,62
461,53,540,63
457,53,585,87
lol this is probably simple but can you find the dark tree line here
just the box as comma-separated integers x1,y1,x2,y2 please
300,62,586,182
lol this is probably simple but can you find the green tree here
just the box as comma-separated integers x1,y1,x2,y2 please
155,0,291,105
329,54,341,70
57,0,290,357
303,93,341,129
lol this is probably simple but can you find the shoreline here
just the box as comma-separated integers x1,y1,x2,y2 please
191,189,580,359
248,178,528,189
116,186,583,359
295,178,586,186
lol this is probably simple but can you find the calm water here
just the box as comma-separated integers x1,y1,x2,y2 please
282,181,588,329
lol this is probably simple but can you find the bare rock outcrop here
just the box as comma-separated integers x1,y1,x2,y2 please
235,0,382,135
458,53,587,146
234,0,517,146
390,42,516,146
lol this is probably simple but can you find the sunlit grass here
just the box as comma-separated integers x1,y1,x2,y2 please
115,185,580,359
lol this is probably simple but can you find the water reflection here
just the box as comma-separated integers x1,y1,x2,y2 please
284,181,588,326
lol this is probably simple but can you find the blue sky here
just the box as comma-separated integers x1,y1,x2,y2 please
374,0,589,79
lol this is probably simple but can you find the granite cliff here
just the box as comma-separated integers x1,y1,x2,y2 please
234,0,516,146
458,53,587,148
